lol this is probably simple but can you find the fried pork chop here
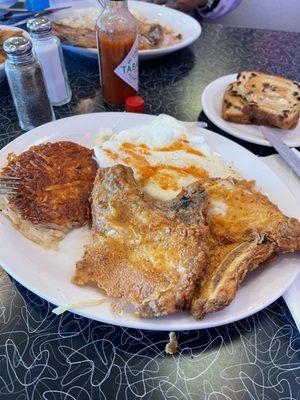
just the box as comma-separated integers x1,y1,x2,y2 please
0,141,98,249
191,177,300,319
73,165,209,317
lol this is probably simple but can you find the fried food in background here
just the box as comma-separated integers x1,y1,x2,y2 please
52,9,182,50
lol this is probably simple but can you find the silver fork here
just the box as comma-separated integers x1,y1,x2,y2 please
0,176,20,195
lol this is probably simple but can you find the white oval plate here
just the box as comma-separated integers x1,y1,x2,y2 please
0,112,299,331
49,1,201,61
202,74,300,147
0,25,29,82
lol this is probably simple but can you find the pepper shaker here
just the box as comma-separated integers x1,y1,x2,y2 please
27,17,72,106
4,36,55,131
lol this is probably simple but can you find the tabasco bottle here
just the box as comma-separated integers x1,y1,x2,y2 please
96,0,138,105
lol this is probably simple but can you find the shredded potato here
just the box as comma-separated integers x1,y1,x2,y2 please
53,299,105,315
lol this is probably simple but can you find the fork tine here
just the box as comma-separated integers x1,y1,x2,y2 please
0,184,19,188
0,176,21,181
0,190,18,195
2,182,19,187
0,176,20,195
0,176,20,189
0,184,19,193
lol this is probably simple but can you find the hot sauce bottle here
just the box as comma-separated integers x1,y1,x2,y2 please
96,0,138,105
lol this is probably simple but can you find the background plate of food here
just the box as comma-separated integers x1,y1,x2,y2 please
202,73,300,147
0,112,299,331
49,0,201,60
0,25,29,81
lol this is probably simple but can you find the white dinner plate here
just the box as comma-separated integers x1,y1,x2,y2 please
202,74,300,147
49,1,201,61
0,112,299,331
0,25,29,82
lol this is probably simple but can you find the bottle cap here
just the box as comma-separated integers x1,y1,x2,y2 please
27,17,53,38
125,96,144,113
3,36,32,59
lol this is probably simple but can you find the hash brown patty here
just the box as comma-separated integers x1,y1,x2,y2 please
0,141,98,249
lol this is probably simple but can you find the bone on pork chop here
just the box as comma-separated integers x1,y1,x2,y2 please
191,177,300,319
73,165,209,317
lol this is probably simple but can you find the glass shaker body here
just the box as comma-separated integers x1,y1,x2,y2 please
28,18,72,106
96,0,138,105
5,50,55,131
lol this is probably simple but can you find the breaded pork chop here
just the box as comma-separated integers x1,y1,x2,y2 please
73,165,209,318
191,177,300,319
0,141,98,249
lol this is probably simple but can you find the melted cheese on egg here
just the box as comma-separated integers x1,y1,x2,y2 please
94,115,239,201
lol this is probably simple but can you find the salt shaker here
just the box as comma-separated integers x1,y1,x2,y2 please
4,36,55,131
27,17,72,106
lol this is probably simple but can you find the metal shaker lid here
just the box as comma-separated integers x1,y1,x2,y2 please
27,17,53,37
3,36,32,57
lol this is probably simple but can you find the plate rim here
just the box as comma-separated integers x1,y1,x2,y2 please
0,253,297,331
201,73,300,148
51,0,202,59
0,112,298,331
130,0,202,57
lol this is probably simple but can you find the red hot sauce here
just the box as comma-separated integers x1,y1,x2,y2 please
96,0,138,105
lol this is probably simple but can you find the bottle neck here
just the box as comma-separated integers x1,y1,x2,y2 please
105,0,128,13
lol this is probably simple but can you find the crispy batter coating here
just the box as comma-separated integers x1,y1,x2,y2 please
73,165,209,317
191,178,300,319
0,141,98,248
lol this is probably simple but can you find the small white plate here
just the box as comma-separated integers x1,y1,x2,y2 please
0,25,29,82
202,74,300,147
49,1,201,61
0,112,299,331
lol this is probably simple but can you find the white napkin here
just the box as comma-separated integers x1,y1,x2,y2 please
262,152,300,331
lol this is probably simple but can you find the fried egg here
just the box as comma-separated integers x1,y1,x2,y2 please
94,114,239,200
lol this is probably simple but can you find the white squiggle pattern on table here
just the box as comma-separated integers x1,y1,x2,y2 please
0,270,299,400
